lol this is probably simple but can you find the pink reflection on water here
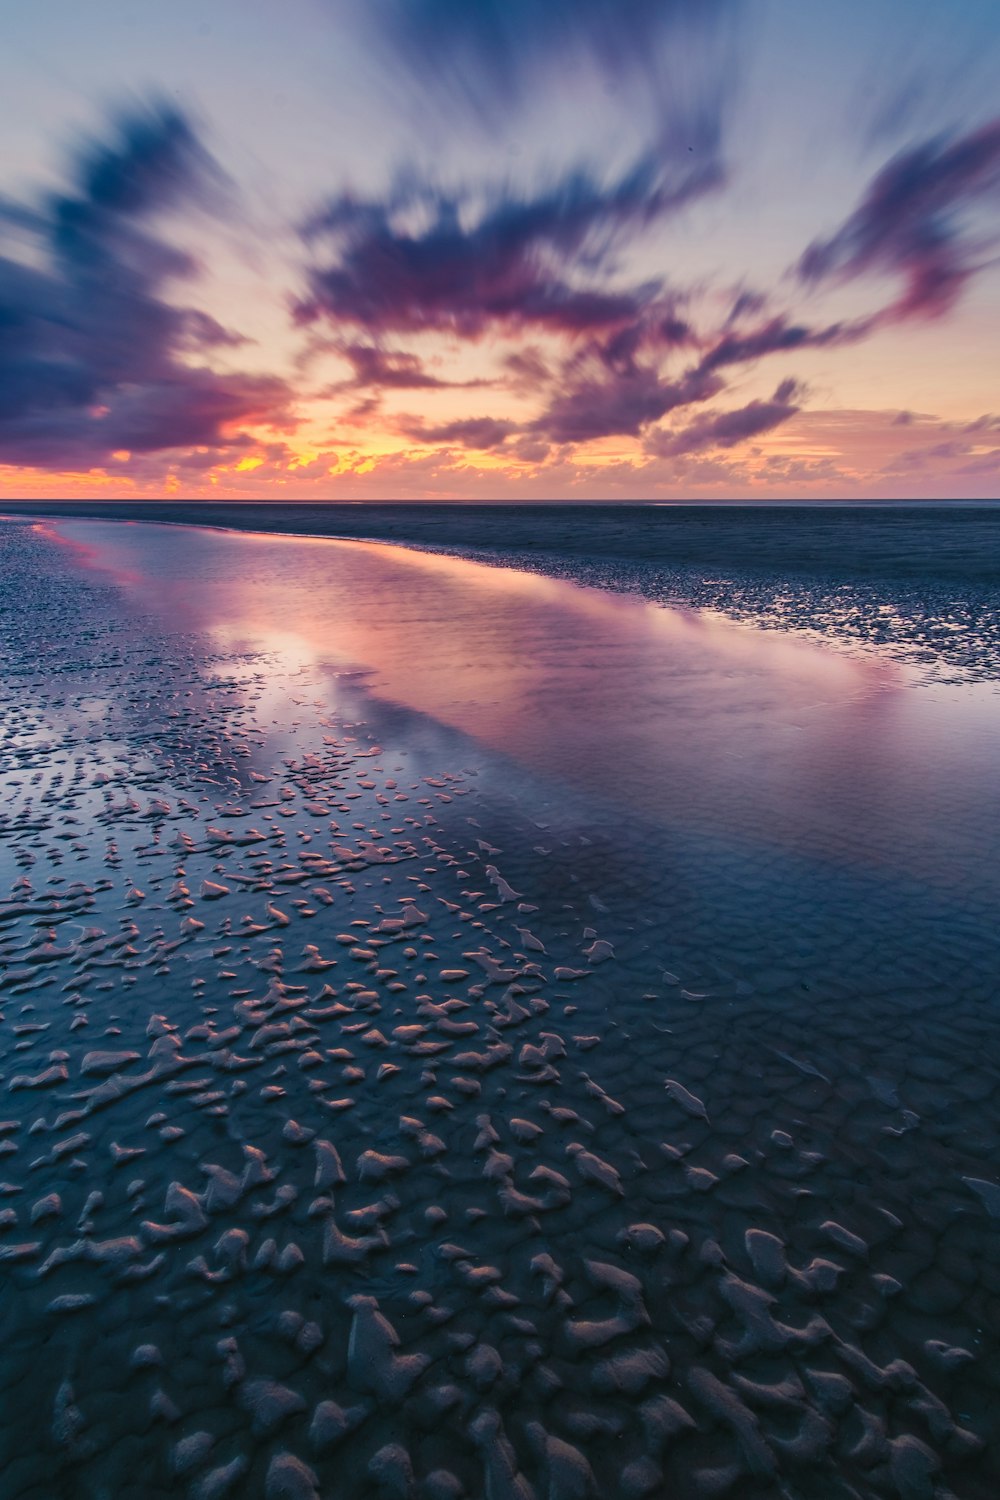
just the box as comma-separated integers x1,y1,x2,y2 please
25,518,144,589
35,518,1000,892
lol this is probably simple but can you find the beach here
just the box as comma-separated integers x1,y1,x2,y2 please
5,501,1000,684
1,509,999,1499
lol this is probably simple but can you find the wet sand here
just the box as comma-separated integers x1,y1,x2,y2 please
1,515,999,1499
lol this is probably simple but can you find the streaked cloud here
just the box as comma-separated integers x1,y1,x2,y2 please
800,119,1000,320
0,104,292,469
648,379,805,457
297,160,713,338
398,415,519,450
354,0,740,156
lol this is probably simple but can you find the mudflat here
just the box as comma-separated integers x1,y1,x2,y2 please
0,511,998,1500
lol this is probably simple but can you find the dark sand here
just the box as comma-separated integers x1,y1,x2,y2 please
1,512,999,1499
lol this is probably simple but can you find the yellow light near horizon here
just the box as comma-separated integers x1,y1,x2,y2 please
235,456,264,472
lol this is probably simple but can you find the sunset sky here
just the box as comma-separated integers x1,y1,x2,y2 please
1,0,999,501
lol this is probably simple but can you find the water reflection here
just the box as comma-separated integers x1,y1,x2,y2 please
44,519,1000,899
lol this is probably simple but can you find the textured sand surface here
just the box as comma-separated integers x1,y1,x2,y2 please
1,516,999,1500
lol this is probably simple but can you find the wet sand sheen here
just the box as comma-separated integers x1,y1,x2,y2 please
1,516,999,1500
5,500,1000,684
41,520,1000,896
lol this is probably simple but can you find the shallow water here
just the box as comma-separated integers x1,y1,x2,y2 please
1,516,999,1500
42,520,1000,881
7,500,1000,682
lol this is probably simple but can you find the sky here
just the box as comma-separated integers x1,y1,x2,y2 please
1,0,999,501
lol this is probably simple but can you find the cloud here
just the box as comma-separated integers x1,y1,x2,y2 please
799,118,1000,320
291,110,1000,467
0,103,292,469
297,159,714,338
503,347,553,389
294,146,893,454
963,413,1000,434
339,343,449,388
180,310,250,350
294,107,1000,460
344,394,382,423
859,3,1000,150
298,141,931,455
696,314,869,374
957,448,1000,476
648,378,804,457
355,0,739,154
325,342,487,392
534,364,721,444
398,415,519,450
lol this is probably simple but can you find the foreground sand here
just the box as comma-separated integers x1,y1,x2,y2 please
1,517,998,1499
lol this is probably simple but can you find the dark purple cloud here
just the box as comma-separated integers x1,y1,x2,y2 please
648,379,804,457
340,344,449,388
297,160,713,338
326,342,488,392
0,104,291,469
399,415,518,450
534,365,722,444
799,118,1000,320
696,314,868,374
